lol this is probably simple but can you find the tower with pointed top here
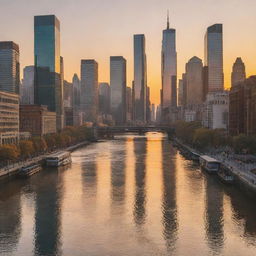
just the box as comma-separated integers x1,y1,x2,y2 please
161,12,177,123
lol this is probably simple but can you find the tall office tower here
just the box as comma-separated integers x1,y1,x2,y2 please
202,66,209,101
126,87,133,123
161,14,177,122
178,79,184,106
0,41,20,94
151,103,156,122
34,15,64,130
231,57,246,87
80,60,98,123
146,86,151,123
185,56,203,105
110,56,127,125
204,24,224,92
21,66,34,104
134,34,147,124
72,74,82,126
99,82,110,115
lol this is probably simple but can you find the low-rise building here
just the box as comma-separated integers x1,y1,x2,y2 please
20,105,56,136
0,91,19,144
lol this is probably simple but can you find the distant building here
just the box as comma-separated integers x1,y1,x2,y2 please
99,82,110,121
72,74,82,126
146,86,151,123
20,66,34,104
178,79,184,107
134,34,147,124
20,105,56,136
185,56,203,105
126,87,133,123
151,104,156,123
204,24,224,92
202,91,229,130
0,91,19,144
110,56,126,125
231,57,246,87
34,15,64,131
161,13,177,122
80,59,98,123
0,41,20,94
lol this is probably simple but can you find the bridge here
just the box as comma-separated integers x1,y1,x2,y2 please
96,126,175,138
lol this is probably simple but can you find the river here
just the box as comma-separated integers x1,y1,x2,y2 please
0,132,256,256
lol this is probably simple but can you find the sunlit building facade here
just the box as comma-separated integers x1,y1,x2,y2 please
133,34,147,124
231,57,246,87
204,24,224,92
161,16,177,122
20,66,34,104
34,15,64,130
110,56,126,125
0,41,20,94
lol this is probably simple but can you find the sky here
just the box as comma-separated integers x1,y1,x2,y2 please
1,0,256,104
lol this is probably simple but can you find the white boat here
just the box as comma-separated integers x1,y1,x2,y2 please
199,155,220,174
46,151,72,167
18,163,42,177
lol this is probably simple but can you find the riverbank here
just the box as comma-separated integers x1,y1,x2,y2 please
0,140,93,179
173,137,256,197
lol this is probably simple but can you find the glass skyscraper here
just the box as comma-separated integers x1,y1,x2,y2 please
110,56,126,125
133,34,147,124
34,15,64,130
204,24,224,92
0,41,20,94
161,15,177,123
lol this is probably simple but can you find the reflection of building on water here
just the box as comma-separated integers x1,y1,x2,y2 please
0,182,22,254
229,190,256,238
204,177,224,252
34,171,63,256
133,137,147,225
111,141,126,205
161,140,178,251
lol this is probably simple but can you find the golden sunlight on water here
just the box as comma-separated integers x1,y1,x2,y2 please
0,132,256,256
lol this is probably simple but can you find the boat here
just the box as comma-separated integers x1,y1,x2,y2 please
217,163,234,184
46,151,72,167
199,155,220,174
18,163,42,177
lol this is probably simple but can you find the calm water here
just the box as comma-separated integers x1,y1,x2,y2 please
1,133,256,256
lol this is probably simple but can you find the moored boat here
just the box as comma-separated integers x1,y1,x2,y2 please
18,163,42,177
199,155,220,174
217,163,234,184
46,151,72,167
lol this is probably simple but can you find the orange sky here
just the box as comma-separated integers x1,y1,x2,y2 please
1,0,256,105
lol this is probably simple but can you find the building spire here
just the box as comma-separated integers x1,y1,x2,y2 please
167,10,170,29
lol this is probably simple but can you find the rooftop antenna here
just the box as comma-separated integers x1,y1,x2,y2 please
167,10,170,29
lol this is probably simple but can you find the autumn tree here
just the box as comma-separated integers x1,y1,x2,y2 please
19,140,34,158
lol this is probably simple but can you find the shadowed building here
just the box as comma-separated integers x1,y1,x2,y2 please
133,34,147,124
34,15,64,131
110,56,126,125
0,41,20,94
21,66,34,104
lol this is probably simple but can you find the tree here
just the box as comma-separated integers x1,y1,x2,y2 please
0,144,20,161
193,128,214,149
233,134,249,153
32,137,47,153
19,140,34,158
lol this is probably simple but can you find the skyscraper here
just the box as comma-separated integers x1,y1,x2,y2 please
110,56,127,125
231,57,246,87
72,74,82,126
99,82,110,115
204,24,224,92
20,66,34,104
0,41,20,94
81,59,98,123
34,15,64,130
185,56,203,105
134,34,147,124
161,13,177,123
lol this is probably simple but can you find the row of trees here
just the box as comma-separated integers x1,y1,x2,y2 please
174,121,256,154
0,126,95,163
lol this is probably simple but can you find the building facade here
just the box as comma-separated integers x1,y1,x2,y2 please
110,56,126,125
0,91,19,144
80,59,98,123
231,57,246,87
204,24,224,92
0,41,20,94
20,66,34,104
20,105,56,136
72,74,82,126
185,56,203,105
161,15,177,122
34,15,64,131
134,34,147,124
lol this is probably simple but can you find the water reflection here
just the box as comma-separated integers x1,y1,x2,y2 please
34,170,63,256
204,176,224,253
161,140,178,251
133,136,147,226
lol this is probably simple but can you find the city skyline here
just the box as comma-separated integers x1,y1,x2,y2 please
1,0,256,104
